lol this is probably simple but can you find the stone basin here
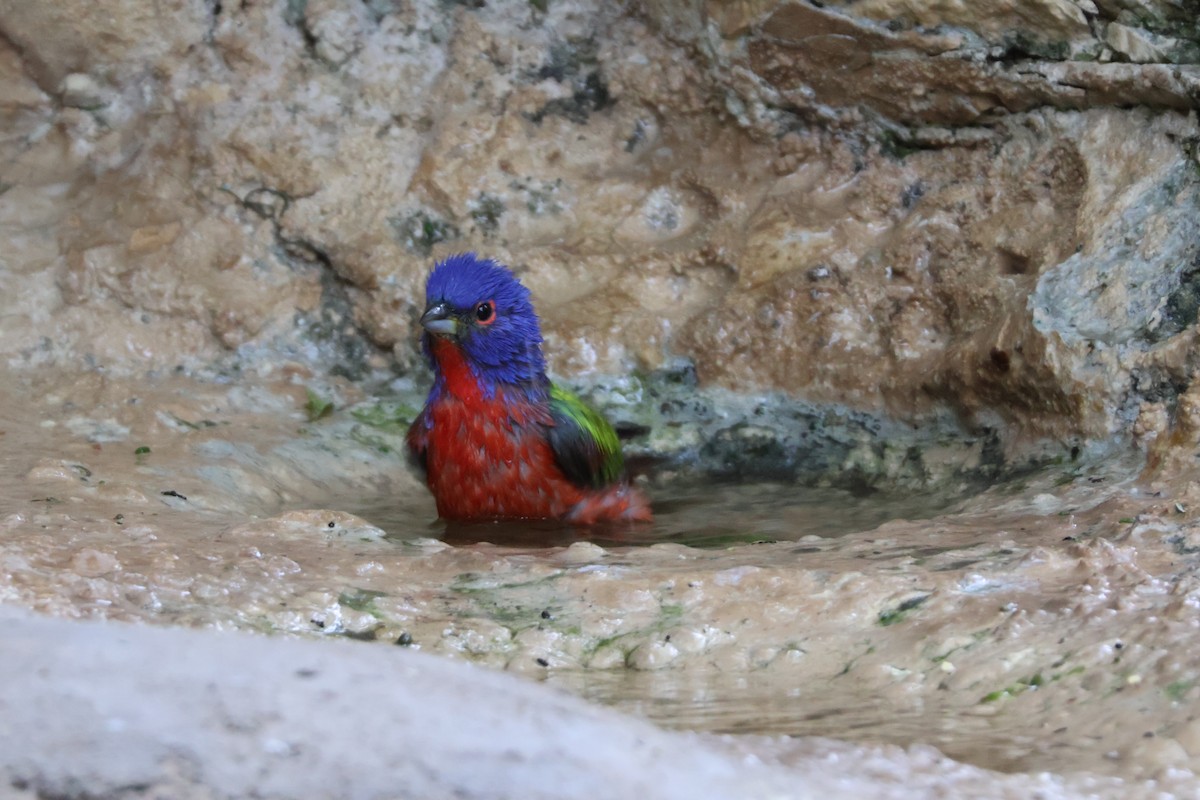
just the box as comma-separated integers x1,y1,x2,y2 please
3,0,1200,796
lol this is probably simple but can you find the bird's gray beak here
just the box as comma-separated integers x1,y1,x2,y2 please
419,302,459,337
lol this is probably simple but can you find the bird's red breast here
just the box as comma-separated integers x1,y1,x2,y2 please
411,338,651,523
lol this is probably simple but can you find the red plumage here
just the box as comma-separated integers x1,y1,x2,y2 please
408,338,651,523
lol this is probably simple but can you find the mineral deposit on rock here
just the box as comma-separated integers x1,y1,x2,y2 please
3,0,1200,797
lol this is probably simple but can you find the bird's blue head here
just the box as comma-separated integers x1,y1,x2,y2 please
419,253,547,396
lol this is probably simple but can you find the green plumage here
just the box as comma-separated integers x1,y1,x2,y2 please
546,383,625,489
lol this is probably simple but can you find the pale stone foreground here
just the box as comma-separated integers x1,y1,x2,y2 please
0,605,1146,800
1,606,796,800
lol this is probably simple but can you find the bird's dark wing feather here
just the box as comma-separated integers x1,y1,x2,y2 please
546,384,625,490
405,408,429,480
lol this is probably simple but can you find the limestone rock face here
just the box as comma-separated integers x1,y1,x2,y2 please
7,7,1200,793
674,109,1200,439
0,0,209,88
1,0,1198,449
656,0,1200,127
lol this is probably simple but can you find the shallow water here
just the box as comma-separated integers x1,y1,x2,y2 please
352,479,963,549
551,663,1097,775
3,371,1199,792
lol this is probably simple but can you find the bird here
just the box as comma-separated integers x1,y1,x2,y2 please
405,253,652,524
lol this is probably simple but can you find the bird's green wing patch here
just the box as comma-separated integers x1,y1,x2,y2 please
547,383,625,489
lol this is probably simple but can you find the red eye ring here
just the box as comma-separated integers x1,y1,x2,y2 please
474,300,496,325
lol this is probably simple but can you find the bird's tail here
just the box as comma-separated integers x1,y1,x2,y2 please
566,484,653,525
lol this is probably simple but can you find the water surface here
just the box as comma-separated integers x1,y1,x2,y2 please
353,479,966,549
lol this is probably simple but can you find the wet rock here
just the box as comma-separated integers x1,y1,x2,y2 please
69,548,120,578
1124,734,1190,776
1176,718,1200,757
5,368,1200,792
27,459,95,483
0,0,1197,482
628,639,681,670
4,7,1200,793
557,541,607,564
64,418,130,443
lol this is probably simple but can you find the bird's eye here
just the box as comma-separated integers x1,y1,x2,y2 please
474,300,495,325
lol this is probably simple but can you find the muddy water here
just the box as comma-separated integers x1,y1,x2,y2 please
3,369,1200,792
355,478,958,549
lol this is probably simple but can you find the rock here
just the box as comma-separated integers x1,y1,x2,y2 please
58,73,109,109
69,548,120,578
641,0,1200,127
0,0,208,87
0,607,806,799
1,0,1199,467
1105,22,1170,63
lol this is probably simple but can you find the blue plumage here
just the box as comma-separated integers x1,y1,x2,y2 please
421,253,548,400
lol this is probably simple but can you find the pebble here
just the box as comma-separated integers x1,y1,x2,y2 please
69,548,120,578
559,541,606,564
59,73,109,108
628,640,680,670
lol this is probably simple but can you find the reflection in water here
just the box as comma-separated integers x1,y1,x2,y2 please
547,668,1063,775
358,479,963,549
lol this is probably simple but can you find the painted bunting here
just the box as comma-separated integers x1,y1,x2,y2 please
406,253,652,524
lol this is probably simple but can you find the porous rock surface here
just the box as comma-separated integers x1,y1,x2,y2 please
4,0,1200,798
2,0,1198,450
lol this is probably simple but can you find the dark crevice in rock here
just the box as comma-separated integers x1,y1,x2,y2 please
524,37,614,125
293,247,385,383
1130,367,1191,413
609,364,1046,497
241,186,291,221
0,25,56,98
526,70,614,125
221,185,388,381
532,37,599,83
986,32,1072,64
204,0,224,44
1157,259,1200,340
283,0,320,57
388,209,462,256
